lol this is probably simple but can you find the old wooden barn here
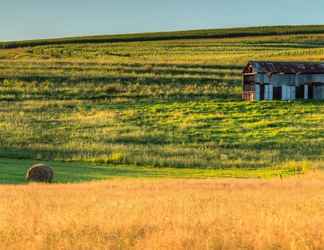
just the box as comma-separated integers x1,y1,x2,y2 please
242,61,324,101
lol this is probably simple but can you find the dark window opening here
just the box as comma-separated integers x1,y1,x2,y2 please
296,85,304,99
260,85,265,100
273,86,282,100
308,84,314,99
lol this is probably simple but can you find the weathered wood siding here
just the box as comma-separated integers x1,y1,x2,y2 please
304,85,309,99
296,74,324,85
264,85,273,100
314,85,324,100
255,84,260,100
271,74,296,86
282,85,296,100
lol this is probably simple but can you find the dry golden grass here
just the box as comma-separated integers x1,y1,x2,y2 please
2,172,324,250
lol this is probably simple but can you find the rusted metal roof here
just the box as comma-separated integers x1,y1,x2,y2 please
246,61,324,74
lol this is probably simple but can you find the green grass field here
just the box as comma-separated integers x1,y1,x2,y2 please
1,25,324,183
1,158,308,184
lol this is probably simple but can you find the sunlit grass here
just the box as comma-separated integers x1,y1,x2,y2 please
0,99,323,170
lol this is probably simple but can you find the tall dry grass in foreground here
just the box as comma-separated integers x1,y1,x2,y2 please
2,173,324,250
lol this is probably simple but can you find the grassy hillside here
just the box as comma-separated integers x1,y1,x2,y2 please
0,26,324,182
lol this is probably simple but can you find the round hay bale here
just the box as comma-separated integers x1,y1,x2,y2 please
26,164,54,183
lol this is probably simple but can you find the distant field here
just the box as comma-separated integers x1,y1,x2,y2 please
0,26,324,181
2,25,324,48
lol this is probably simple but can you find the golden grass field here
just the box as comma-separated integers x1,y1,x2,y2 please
2,171,324,250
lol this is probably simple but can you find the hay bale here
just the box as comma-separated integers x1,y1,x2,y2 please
26,164,54,183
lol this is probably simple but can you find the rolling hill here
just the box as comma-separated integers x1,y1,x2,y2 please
0,25,323,183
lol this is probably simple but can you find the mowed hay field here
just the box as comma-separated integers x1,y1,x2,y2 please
2,172,324,250
0,26,324,182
